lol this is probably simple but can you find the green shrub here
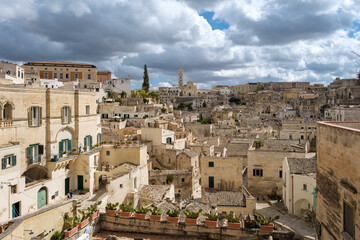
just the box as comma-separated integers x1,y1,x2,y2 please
167,209,180,217
50,231,62,240
204,211,218,221
183,209,202,219
135,206,150,214
150,204,162,215
225,213,240,223
106,202,119,211
256,215,279,225
119,202,134,212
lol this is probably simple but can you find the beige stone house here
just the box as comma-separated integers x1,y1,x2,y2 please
315,122,360,240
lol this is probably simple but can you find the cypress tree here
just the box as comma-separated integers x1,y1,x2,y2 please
142,64,150,93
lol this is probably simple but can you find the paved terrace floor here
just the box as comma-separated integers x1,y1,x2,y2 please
256,201,315,240
91,231,199,240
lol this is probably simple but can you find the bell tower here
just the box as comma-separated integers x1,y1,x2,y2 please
178,65,184,89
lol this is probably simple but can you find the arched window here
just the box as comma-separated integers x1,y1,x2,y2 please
3,103,13,120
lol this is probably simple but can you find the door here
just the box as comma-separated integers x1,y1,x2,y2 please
65,177,70,195
78,175,84,190
12,202,20,218
209,176,214,189
37,188,47,209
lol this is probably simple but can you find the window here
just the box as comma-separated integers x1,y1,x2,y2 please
181,178,185,182
84,135,92,150
60,73,63,79
11,185,17,194
66,73,69,79
59,139,71,157
303,184,307,191
28,106,42,127
88,74,91,80
344,201,355,239
301,135,304,140
1,155,16,169
74,73,79,79
61,106,70,124
279,170,282,178
27,144,44,164
54,73,57,79
253,169,263,177
208,161,214,167
209,176,214,188
86,105,90,115
106,151,110,156
97,133,101,144
120,184,123,188
44,72,48,79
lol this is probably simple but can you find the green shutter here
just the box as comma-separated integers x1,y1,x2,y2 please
39,107,42,126
38,145,44,155
28,107,32,126
68,139,72,151
89,136,92,147
59,141,63,155
12,155,16,166
84,137,87,147
61,107,64,124
2,158,6,169
26,147,32,158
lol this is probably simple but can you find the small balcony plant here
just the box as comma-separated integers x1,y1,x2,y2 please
204,211,218,227
183,209,202,225
83,146,88,151
149,204,162,221
225,214,241,229
119,202,134,218
77,209,90,229
166,209,180,223
257,215,279,232
87,201,102,220
105,202,119,216
64,214,79,238
134,206,150,220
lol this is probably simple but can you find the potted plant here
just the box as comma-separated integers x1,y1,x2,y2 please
50,231,62,240
83,146,88,151
166,209,180,223
64,214,79,238
183,209,202,225
77,209,90,229
149,204,162,221
87,201,102,220
105,202,119,216
257,215,279,232
204,211,218,227
119,202,134,218
226,214,241,229
134,206,150,219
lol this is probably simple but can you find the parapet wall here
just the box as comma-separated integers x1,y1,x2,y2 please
100,214,295,240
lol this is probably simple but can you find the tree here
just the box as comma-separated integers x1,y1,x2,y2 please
142,64,150,93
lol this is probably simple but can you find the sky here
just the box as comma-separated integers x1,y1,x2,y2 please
0,0,360,90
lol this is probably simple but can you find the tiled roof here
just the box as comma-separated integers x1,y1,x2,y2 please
204,190,245,206
287,157,316,175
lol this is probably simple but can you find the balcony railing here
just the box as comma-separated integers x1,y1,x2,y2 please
29,156,41,164
0,120,13,128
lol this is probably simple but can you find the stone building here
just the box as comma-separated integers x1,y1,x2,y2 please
0,61,25,84
103,77,131,96
282,157,316,215
97,70,111,83
23,61,97,82
316,122,360,240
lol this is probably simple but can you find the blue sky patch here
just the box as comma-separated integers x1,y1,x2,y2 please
200,11,230,30
347,20,360,38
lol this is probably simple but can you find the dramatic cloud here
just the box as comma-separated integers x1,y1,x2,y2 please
0,0,359,89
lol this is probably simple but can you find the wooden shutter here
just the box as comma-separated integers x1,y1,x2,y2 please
26,147,32,158
1,158,6,169
68,139,72,151
28,107,32,126
89,136,92,147
84,137,87,147
59,141,63,155
12,155,16,166
39,107,42,126
38,145,44,155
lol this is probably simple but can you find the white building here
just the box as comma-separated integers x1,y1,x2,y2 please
103,77,131,96
0,61,25,84
282,157,316,215
40,78,64,88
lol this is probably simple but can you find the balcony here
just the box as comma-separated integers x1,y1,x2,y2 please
0,120,13,128
29,155,41,164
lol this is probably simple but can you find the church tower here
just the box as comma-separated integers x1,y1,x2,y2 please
178,65,184,89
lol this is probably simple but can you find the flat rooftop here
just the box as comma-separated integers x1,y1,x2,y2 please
317,121,360,132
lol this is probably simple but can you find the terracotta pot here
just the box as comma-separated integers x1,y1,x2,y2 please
205,219,218,227
260,223,274,232
228,222,241,229
90,210,99,220
167,216,179,223
64,226,78,238
134,213,147,219
119,211,132,218
185,218,197,225
77,217,89,229
150,214,162,221
106,209,117,216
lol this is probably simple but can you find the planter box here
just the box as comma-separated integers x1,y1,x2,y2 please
185,218,197,225
134,213,147,219
90,210,99,220
260,223,274,232
205,219,218,227
106,209,117,216
64,226,78,238
77,217,89,229
167,216,179,223
150,215,161,221
119,211,133,218
228,222,241,229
